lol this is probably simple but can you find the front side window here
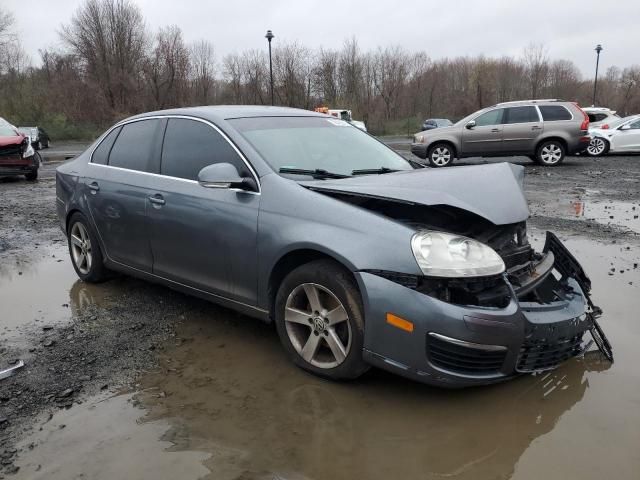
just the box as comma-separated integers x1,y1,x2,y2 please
229,116,413,177
92,127,121,165
108,120,160,172
474,109,504,127
539,105,572,121
160,118,247,180
628,119,640,129
504,106,539,124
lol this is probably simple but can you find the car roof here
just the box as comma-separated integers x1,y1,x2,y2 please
583,107,615,113
125,105,325,124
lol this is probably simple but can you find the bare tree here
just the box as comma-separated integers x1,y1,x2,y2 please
190,39,216,104
143,25,190,109
523,43,549,99
61,0,147,112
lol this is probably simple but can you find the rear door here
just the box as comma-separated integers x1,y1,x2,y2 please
146,117,261,304
502,106,543,154
614,118,640,151
84,119,163,272
461,108,505,155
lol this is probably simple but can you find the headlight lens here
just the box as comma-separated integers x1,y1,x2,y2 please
411,231,505,277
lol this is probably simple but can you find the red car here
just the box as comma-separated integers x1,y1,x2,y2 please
0,119,39,180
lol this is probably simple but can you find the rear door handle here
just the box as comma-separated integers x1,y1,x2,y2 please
491,128,501,133
148,194,165,206
531,126,542,130
88,182,100,193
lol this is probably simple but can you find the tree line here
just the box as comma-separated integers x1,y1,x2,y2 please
1,0,639,139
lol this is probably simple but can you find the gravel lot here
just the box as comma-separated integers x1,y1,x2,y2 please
0,144,639,479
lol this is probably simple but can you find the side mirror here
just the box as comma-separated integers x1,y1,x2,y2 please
465,120,476,129
620,124,631,131
197,163,258,192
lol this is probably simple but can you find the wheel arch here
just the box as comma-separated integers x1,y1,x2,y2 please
267,248,357,321
428,140,458,158
536,136,568,153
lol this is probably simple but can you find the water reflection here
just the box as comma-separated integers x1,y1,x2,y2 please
136,311,611,480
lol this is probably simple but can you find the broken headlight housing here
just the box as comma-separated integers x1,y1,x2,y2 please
23,137,35,158
411,231,505,278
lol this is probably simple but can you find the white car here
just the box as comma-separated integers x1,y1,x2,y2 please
583,107,620,129
586,114,640,156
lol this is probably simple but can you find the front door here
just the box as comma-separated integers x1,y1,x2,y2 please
147,118,260,304
501,106,543,154
84,119,163,272
461,108,505,155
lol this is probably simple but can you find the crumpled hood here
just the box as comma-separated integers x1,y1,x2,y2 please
301,163,529,225
0,134,24,148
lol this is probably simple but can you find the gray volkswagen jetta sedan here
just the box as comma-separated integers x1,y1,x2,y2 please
56,106,605,387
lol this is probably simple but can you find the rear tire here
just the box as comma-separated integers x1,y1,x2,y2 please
274,260,369,381
427,143,455,167
586,137,609,157
535,140,565,166
67,212,108,283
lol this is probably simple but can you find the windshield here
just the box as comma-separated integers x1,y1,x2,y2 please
0,124,19,137
607,116,638,129
229,116,413,177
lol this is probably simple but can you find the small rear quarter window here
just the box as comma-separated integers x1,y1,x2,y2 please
92,127,121,165
539,106,573,121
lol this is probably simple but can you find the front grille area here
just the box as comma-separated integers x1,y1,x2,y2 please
427,334,507,375
516,334,584,372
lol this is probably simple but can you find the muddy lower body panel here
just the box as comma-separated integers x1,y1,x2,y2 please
358,234,594,387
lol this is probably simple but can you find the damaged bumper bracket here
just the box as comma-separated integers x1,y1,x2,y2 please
543,231,613,362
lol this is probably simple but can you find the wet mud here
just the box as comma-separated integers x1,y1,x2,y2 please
2,156,640,479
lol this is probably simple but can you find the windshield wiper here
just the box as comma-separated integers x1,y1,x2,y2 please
351,167,400,175
279,167,351,179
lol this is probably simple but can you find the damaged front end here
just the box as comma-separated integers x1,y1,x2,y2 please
310,175,611,385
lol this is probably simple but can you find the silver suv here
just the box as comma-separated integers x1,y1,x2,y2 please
411,100,591,167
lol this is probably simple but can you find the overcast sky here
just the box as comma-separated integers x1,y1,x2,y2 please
4,0,638,77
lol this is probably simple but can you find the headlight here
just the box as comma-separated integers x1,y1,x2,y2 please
414,135,424,144
23,140,34,158
411,231,505,277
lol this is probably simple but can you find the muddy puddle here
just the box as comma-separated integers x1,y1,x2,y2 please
9,233,640,480
535,198,640,234
0,245,112,340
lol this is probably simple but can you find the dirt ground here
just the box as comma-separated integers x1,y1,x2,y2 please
0,144,639,479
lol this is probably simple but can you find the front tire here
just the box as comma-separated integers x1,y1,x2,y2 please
535,140,565,166
25,169,38,181
586,137,609,157
67,212,107,283
274,260,369,381
427,143,455,167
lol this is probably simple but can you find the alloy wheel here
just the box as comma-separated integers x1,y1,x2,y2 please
431,146,451,166
70,222,93,275
540,144,563,165
587,138,606,156
284,283,352,369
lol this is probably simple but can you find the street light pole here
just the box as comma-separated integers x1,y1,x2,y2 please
592,44,603,107
265,30,275,106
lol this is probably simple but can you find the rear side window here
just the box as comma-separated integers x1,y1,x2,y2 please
539,106,573,121
92,127,121,165
108,119,160,172
504,106,539,124
474,109,504,127
161,118,247,180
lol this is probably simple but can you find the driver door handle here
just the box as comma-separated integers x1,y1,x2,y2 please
148,194,165,206
531,126,542,130
491,128,501,133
